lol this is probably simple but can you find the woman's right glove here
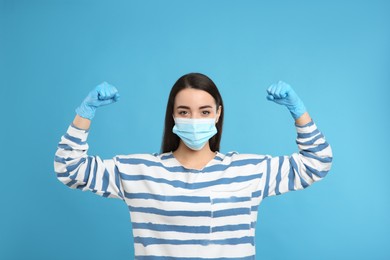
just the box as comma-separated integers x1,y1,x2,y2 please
75,82,120,120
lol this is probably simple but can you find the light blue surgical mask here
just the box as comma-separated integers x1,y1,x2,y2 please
172,117,218,151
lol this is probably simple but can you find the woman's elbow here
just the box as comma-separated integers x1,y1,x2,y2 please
301,142,333,180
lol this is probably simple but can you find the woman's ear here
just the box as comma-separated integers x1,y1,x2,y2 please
216,105,222,123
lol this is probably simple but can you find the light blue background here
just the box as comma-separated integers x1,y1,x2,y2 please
1,0,389,259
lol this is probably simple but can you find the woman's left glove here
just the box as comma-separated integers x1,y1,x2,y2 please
266,81,306,119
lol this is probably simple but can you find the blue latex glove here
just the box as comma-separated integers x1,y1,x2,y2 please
266,81,306,120
75,82,120,120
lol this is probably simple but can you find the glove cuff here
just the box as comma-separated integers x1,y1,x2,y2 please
288,102,307,120
75,103,95,120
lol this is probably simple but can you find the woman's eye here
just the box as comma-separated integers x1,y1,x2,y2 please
178,111,188,115
202,111,211,115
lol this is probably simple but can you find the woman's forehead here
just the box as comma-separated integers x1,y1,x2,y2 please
174,88,216,107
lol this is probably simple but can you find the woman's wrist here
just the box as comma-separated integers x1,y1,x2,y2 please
294,112,312,126
72,114,91,130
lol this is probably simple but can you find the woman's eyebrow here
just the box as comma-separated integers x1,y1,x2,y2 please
176,105,190,109
176,105,213,109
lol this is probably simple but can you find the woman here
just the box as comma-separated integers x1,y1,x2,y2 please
54,73,332,259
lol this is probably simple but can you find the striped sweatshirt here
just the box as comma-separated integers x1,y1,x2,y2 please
54,120,333,260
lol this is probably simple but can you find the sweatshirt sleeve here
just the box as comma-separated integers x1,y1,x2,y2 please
54,124,125,199
262,120,333,198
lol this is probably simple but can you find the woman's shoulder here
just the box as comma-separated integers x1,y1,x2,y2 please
217,151,270,161
114,152,166,162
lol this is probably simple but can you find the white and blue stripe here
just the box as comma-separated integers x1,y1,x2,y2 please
54,120,332,259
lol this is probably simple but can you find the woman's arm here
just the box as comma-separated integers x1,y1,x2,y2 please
261,119,333,198
295,112,312,126
73,114,91,130
54,123,125,199
54,82,123,199
260,82,332,197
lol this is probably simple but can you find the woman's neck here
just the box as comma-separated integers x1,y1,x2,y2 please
173,142,216,170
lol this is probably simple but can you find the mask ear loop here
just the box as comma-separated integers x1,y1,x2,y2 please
215,105,222,124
